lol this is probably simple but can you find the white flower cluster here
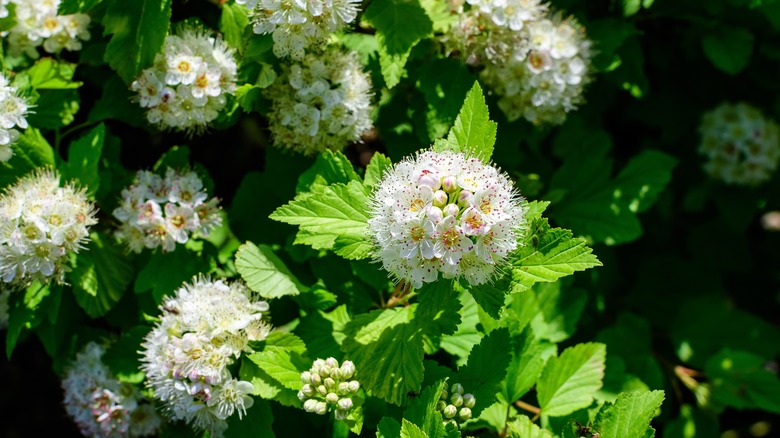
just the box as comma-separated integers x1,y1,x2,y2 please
238,0,361,59
140,277,271,437
265,48,372,155
437,382,475,424
698,102,780,186
62,342,162,438
368,150,526,288
3,0,91,58
446,2,593,125
0,287,9,330
0,72,29,162
131,27,238,135
298,358,359,420
481,15,592,125
0,169,97,287
113,168,221,254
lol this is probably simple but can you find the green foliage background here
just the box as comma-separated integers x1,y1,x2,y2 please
2,0,780,437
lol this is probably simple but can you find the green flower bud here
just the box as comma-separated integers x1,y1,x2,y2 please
457,190,473,208
451,383,464,395
340,360,356,379
303,399,318,412
347,380,360,393
459,407,472,421
297,390,307,401
440,389,449,401
334,408,348,421
325,357,340,369
463,393,475,409
317,385,327,396
433,190,448,208
450,393,463,407
437,400,447,411
315,401,328,415
326,392,339,405
443,404,457,419
443,203,459,217
310,373,322,386
442,176,458,193
324,377,336,389
338,381,350,395
337,397,353,411
301,384,314,397
301,371,312,384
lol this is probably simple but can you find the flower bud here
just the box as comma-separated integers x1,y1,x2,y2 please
320,366,331,377
338,381,349,395
442,176,458,193
439,389,448,401
419,171,441,190
314,401,328,415
313,359,326,370
317,385,327,396
325,357,339,369
340,361,356,379
451,383,464,395
310,373,322,386
303,399,318,412
450,393,463,407
347,380,360,393
425,206,443,223
458,407,472,421
443,204,459,217
301,371,312,384
433,190,448,207
324,377,336,389
297,390,307,401
337,397,353,411
301,384,314,397
443,404,457,419
334,408,347,421
463,393,475,409
326,392,339,405
437,400,447,411
457,190,473,208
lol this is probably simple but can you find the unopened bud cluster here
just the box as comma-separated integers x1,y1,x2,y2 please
238,0,361,59
3,0,90,58
141,277,271,437
436,382,475,425
0,169,97,287
298,358,359,421
265,48,373,155
62,342,162,438
0,72,30,162
446,1,593,125
113,168,221,253
131,26,238,135
368,150,526,288
698,102,780,186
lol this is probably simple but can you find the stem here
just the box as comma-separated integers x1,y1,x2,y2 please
514,400,541,416
59,120,99,141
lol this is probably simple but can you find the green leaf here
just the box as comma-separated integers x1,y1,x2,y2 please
378,417,403,438
440,291,481,363
59,0,102,14
0,128,55,189
435,82,497,162
416,59,476,141
27,89,80,130
536,343,607,417
6,282,56,358
270,181,372,260
103,0,173,83
134,245,214,303
593,390,665,437
363,0,433,88
458,327,512,417
403,381,451,438
247,332,310,392
296,150,360,195
295,305,350,359
702,26,754,75
341,307,424,405
416,281,462,339
87,75,146,127
60,124,105,196
529,281,586,343
220,2,249,53
500,326,556,404
239,359,300,407
401,419,428,438
611,150,678,214
24,58,81,89
665,405,719,438
224,399,275,438
103,326,149,384
465,275,509,320
70,232,133,318
506,415,554,438
364,152,393,187
235,242,305,299
705,348,780,413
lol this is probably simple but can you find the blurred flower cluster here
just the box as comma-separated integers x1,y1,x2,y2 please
0,72,29,162
2,0,91,58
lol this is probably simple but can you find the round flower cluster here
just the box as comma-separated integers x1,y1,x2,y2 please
265,48,373,155
298,358,360,421
481,15,592,125
436,382,475,424
140,277,271,437
445,0,548,65
0,287,9,330
238,0,361,59
0,72,30,162
368,150,526,288
0,169,97,287
62,342,162,438
112,168,221,253
3,0,91,58
698,102,780,186
131,27,238,135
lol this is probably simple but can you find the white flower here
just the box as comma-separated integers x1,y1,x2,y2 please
140,277,271,438
241,0,361,60
698,102,780,186
480,14,593,125
0,72,30,162
368,150,527,288
4,0,90,58
113,168,221,253
265,47,373,155
131,26,237,135
0,169,97,287
62,342,162,438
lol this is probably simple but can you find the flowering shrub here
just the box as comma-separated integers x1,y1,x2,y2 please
2,0,780,437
